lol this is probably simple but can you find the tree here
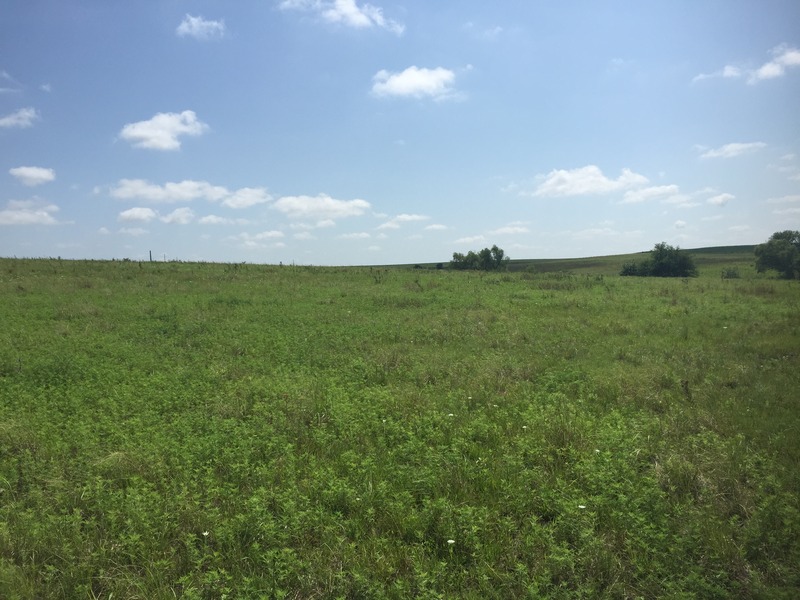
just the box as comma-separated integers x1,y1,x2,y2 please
755,230,800,279
620,242,697,277
450,245,509,271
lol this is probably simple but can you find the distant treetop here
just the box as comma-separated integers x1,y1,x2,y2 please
450,245,509,271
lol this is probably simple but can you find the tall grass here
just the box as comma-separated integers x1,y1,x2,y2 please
0,257,797,598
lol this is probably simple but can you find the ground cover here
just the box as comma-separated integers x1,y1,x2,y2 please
0,256,798,598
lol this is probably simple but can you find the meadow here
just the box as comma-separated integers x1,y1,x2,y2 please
0,250,798,599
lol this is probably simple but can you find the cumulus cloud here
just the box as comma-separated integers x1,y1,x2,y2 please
9,166,55,186
160,207,195,224
377,213,429,229
620,185,681,204
280,0,404,35
425,224,448,231
372,66,458,100
699,142,766,159
532,165,648,197
232,230,285,249
707,193,734,206
198,215,250,225
0,107,39,128
119,110,209,150
118,207,158,222
222,187,272,209
454,235,487,245
338,232,371,239
272,193,370,220
176,14,226,40
693,44,800,84
0,199,59,225
749,44,800,83
109,179,269,208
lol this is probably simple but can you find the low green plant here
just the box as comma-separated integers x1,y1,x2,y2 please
0,257,797,597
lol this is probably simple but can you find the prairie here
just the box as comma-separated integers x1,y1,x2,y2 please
0,252,798,598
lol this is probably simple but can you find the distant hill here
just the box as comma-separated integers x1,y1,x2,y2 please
405,245,757,276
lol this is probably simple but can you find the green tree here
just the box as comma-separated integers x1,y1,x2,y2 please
755,230,800,279
620,242,697,277
450,245,509,271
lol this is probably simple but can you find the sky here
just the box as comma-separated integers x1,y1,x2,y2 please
2,1,799,265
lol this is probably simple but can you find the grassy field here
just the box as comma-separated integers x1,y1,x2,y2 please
1,252,798,598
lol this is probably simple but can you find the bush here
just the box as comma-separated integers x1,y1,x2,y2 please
620,243,698,277
451,245,509,271
755,231,800,279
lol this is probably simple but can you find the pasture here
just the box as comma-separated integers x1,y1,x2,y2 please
0,253,798,598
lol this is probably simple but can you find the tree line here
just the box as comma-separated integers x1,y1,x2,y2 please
450,245,509,271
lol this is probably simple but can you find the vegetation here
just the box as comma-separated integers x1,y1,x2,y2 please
755,230,800,279
621,242,698,277
1,255,798,598
450,245,509,271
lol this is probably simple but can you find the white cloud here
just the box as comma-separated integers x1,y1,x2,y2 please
694,45,800,84
119,110,209,151
222,187,272,209
489,226,529,235
766,194,800,204
280,0,404,35
454,235,487,245
532,165,648,197
674,220,687,229
293,231,315,240
9,166,55,186
0,71,23,93
372,66,458,100
176,15,226,40
773,207,800,216
707,193,734,206
0,199,59,225
161,207,195,224
700,142,766,159
377,213,429,229
272,193,370,220
692,65,742,83
109,179,267,209
232,230,285,249
464,22,503,40
620,185,680,204
118,207,158,222
425,224,448,231
0,107,39,128
749,44,800,84
338,232,371,239
199,215,250,225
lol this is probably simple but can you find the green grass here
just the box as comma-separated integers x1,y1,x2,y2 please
0,255,798,598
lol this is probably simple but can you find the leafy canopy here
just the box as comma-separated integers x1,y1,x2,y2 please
621,242,698,277
755,230,800,279
451,245,509,271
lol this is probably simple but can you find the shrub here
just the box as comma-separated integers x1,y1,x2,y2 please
621,243,698,277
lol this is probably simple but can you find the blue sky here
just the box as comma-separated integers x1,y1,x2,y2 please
2,1,799,265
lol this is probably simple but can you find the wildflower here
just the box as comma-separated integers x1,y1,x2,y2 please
448,413,454,417
578,505,586,509
447,539,455,545
522,425,528,430
202,531,210,537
